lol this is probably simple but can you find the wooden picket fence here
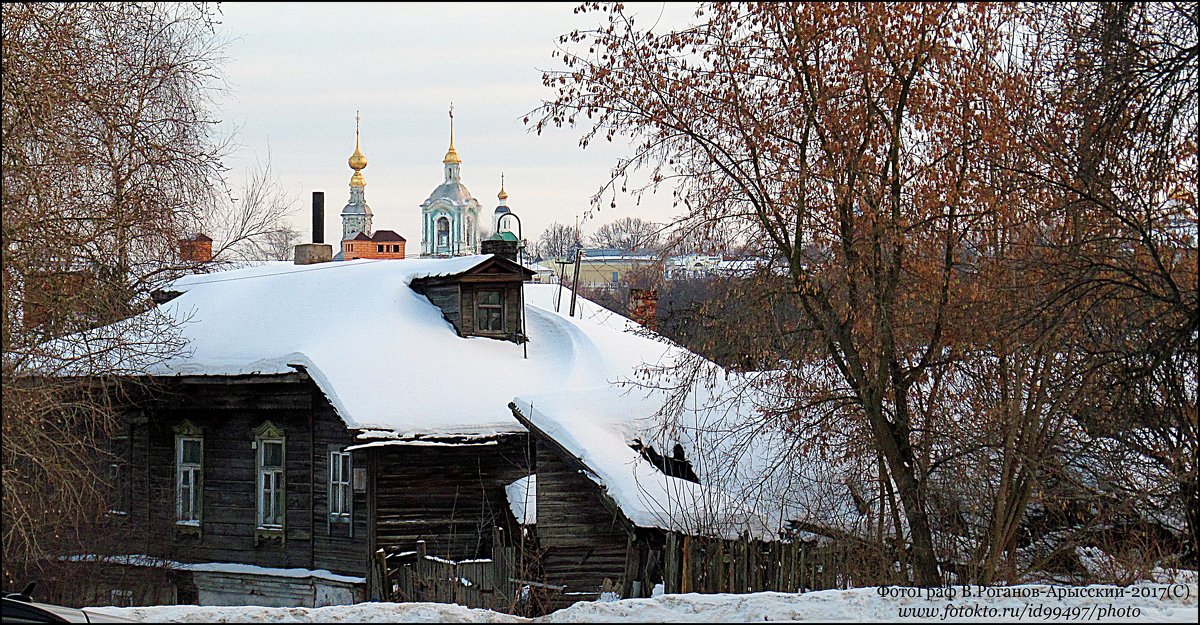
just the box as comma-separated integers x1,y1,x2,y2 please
377,530,869,613
661,532,858,594
376,539,522,612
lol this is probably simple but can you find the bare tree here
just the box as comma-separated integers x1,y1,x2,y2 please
2,2,230,586
203,154,301,262
589,216,662,252
534,221,580,261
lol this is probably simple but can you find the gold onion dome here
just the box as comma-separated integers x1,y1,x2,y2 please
349,145,367,171
349,111,367,186
498,176,508,201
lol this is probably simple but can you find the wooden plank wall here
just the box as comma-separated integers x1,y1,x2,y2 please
661,532,855,594
381,538,522,613
123,375,367,580
417,283,462,333
310,383,369,576
535,443,630,609
370,434,530,562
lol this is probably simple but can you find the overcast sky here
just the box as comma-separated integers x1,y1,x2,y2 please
210,2,697,248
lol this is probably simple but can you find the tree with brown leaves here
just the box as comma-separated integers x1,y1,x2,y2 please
533,1,1196,584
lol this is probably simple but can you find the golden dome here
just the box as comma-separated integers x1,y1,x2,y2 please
498,174,508,200
443,103,461,164
349,146,367,171
350,170,365,187
349,110,367,171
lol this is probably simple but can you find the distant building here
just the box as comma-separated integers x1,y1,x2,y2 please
663,254,722,280
340,113,373,243
341,230,406,260
420,106,482,257
572,249,658,289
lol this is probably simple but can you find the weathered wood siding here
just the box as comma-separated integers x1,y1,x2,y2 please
417,283,462,333
121,374,367,578
370,434,530,561
310,381,370,576
535,442,630,606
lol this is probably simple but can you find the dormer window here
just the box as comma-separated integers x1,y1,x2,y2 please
410,255,534,344
476,289,504,333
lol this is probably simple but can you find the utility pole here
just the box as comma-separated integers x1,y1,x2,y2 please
569,247,583,317
553,258,570,312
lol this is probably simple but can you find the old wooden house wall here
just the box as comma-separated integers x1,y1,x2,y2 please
534,443,630,607
369,434,530,561
418,283,461,332
122,374,367,578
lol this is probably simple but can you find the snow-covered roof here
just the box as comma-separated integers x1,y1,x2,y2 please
513,387,775,540
35,255,852,539
505,475,536,525
58,256,677,439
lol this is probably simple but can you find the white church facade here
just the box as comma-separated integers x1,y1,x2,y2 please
334,108,518,259
419,108,483,256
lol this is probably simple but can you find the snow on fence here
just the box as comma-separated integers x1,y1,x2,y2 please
662,532,858,595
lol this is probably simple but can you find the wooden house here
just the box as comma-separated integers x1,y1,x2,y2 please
53,251,818,612
65,255,634,608
505,386,775,611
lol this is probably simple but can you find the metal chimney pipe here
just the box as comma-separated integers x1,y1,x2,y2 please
312,191,325,243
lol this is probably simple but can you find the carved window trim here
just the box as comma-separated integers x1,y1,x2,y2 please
173,420,203,531
254,421,286,534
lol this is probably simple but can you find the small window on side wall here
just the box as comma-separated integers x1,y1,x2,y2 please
476,288,504,333
329,450,351,522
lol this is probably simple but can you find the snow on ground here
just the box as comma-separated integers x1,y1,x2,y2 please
88,584,1198,622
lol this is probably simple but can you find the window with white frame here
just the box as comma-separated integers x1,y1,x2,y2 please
174,421,203,526
329,450,351,521
255,422,285,530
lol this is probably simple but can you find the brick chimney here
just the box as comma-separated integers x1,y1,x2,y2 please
481,238,519,263
179,233,213,262
628,288,658,331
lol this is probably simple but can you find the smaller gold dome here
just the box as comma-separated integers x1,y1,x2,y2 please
349,111,367,170
498,188,508,200
443,103,461,164
350,170,365,187
349,147,367,171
